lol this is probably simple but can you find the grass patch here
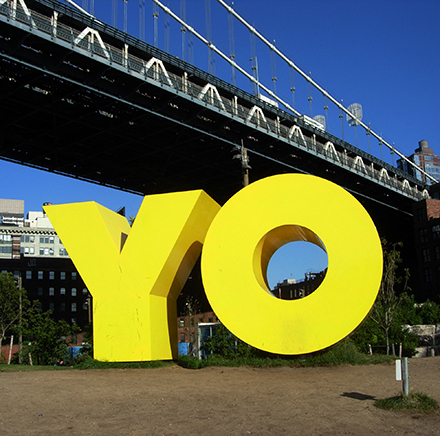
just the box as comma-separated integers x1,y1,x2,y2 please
296,339,394,367
178,339,394,369
375,391,439,413
0,364,72,372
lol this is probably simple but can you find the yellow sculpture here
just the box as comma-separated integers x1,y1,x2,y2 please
45,191,220,362
201,174,383,355
45,174,382,361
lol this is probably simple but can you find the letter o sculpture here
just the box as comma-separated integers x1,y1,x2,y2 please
201,174,383,355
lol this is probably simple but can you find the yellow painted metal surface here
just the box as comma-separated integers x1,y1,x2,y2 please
201,174,383,355
44,191,220,362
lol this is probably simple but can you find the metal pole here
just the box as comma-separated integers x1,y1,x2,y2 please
18,275,22,364
7,335,13,365
402,357,410,396
243,147,249,187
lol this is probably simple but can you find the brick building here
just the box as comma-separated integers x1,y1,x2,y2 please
412,197,440,301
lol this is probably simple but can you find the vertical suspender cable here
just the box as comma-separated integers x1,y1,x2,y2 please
139,0,145,41
164,7,170,53
270,39,277,94
153,3,159,47
180,0,186,61
123,0,128,34
228,3,236,86
205,0,214,74
112,0,117,28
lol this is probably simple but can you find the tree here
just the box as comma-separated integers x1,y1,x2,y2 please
203,323,252,358
0,272,29,356
370,241,409,355
21,307,78,365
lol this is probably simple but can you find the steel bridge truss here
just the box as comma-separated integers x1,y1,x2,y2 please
0,0,429,209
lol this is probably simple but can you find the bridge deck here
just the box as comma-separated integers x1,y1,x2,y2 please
0,0,427,220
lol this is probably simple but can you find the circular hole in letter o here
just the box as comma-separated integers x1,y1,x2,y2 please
201,174,383,355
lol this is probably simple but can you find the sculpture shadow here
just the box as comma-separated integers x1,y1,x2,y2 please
341,392,377,401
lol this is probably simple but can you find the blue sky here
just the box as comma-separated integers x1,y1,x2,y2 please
2,0,439,287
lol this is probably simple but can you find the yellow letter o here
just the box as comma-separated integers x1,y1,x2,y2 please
201,174,382,355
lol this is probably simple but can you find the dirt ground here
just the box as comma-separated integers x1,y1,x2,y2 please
1,357,439,436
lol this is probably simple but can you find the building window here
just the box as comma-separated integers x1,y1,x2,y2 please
422,248,431,263
44,248,49,255
30,247,34,255
30,235,35,243
433,225,440,240
40,236,44,243
49,303,54,311
179,319,185,328
60,272,66,280
71,303,77,312
26,271,32,279
71,272,77,280
71,288,77,297
49,271,55,280
82,288,88,295
39,248,44,255
37,287,43,296
419,228,429,243
49,248,54,256
60,287,66,295
435,246,440,260
49,236,54,244
416,208,426,221
60,303,65,312
82,302,88,311
49,287,55,296
425,268,432,283
38,271,43,279
180,333,185,342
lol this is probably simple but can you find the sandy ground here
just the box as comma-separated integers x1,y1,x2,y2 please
1,357,439,436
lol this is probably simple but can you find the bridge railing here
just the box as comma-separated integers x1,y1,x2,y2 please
1,1,427,201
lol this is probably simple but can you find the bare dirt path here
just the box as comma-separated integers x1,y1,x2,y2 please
1,357,439,435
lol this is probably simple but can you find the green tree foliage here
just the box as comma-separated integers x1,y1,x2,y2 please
203,324,252,358
415,300,440,325
350,241,428,357
21,308,78,365
0,272,29,354
370,240,410,355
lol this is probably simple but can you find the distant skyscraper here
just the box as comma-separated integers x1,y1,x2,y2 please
398,140,440,184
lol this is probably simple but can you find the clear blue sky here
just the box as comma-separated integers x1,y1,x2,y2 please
2,0,439,287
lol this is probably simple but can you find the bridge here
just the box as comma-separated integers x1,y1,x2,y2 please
0,0,431,244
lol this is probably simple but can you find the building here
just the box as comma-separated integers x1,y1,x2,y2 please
0,199,25,227
272,271,327,300
177,311,218,344
412,197,440,302
0,200,90,329
397,140,440,184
